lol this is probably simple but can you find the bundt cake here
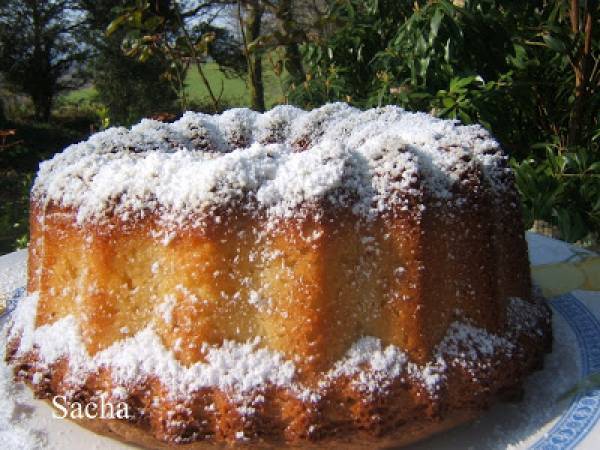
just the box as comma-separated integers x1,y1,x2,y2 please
5,103,551,448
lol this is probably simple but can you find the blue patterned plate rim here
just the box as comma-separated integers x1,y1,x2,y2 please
530,294,600,449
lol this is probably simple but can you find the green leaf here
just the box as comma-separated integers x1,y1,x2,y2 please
429,8,443,46
444,37,451,62
555,208,588,242
542,34,567,53
138,47,153,63
587,162,600,173
442,97,455,108
449,76,476,92
143,16,164,31
458,110,471,124
133,10,143,28
106,15,127,36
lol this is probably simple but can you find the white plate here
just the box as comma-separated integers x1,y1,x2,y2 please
1,235,599,449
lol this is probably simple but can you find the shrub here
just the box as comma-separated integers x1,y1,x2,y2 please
513,143,600,243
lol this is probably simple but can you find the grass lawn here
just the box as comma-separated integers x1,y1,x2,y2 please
185,63,285,108
60,62,286,110
61,85,97,104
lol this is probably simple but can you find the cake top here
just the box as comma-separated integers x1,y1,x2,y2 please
32,103,510,225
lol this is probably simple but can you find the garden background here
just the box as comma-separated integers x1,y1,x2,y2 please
0,0,598,254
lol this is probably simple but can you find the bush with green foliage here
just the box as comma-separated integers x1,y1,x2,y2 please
512,142,600,243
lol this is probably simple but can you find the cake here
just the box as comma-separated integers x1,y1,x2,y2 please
5,103,551,448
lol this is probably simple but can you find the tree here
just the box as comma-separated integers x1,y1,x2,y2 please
234,0,329,109
107,0,243,112
259,0,329,86
105,0,327,112
0,0,85,121
238,0,265,111
271,0,306,85
565,0,598,146
78,0,178,125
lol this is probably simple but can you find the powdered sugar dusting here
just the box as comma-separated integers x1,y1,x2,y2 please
327,336,409,393
0,347,45,449
6,292,541,402
437,321,514,361
31,103,509,225
7,297,296,398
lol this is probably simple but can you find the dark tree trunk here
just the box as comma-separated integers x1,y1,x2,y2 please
250,49,265,112
32,94,52,122
31,0,52,122
0,98,5,127
284,43,305,85
567,0,594,147
245,0,265,112
277,0,305,85
41,93,53,122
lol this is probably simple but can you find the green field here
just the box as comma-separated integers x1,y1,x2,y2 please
61,85,97,103
61,63,285,109
185,63,285,108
